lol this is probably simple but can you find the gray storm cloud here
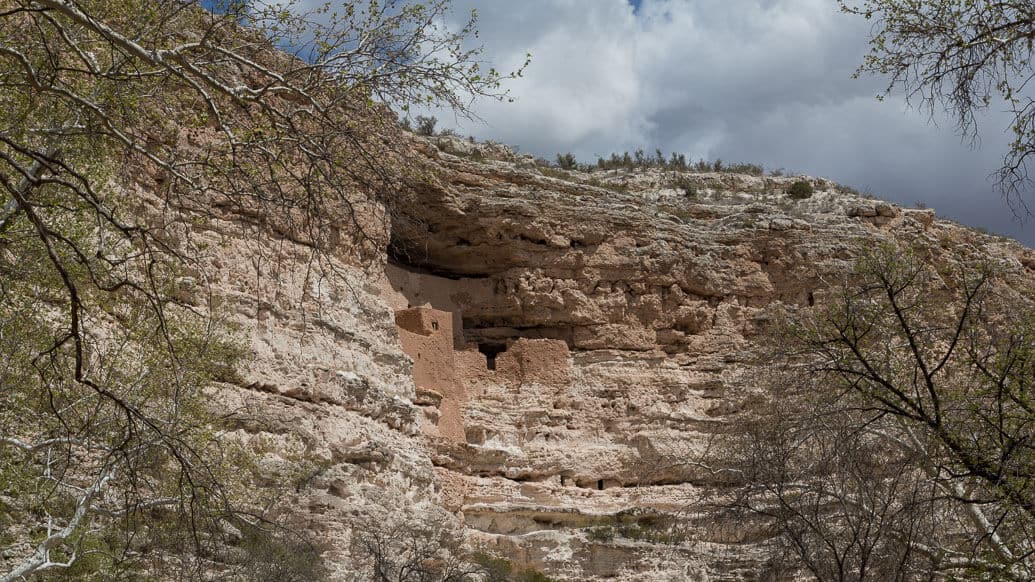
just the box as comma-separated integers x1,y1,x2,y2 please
426,0,1034,245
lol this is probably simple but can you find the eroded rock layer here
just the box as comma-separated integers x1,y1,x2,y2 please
185,131,1035,581
378,137,1035,580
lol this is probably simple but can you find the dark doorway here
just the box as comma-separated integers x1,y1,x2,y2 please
477,343,507,371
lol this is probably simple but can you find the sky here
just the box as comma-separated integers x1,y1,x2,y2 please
421,0,1035,246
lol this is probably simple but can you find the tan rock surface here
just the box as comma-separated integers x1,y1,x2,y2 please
379,138,1035,580
158,131,1035,580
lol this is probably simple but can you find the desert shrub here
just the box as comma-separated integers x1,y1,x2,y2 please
470,551,561,582
351,516,484,581
787,180,815,199
415,115,438,136
573,154,754,173
473,552,515,582
536,166,571,180
726,162,765,176
583,513,688,545
556,152,577,170
669,175,698,198
239,526,327,582
515,571,558,582
586,178,629,193
291,459,333,492
832,182,860,195
586,526,616,542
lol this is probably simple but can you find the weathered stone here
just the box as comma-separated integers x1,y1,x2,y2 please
847,204,879,217
100,131,1035,582
374,138,1035,581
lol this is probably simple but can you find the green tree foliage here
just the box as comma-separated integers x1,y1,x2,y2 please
588,149,763,176
555,152,577,170
668,152,688,170
787,180,814,199
669,174,697,198
0,0,523,578
634,148,646,167
238,525,327,582
416,115,439,136
840,1,1035,207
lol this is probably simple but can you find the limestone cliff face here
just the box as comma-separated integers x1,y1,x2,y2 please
193,132,1035,580
150,180,446,579
381,137,1035,580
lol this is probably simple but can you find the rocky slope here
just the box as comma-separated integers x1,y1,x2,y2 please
193,132,1035,580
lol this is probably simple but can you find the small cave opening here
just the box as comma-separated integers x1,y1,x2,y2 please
573,478,618,490
575,477,606,490
387,241,490,281
477,343,507,371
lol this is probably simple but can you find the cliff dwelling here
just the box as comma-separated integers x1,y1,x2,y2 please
384,262,574,444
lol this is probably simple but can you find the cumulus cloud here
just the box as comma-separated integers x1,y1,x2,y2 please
424,0,1033,244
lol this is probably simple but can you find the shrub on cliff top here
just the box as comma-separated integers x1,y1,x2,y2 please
416,115,439,136
670,174,698,198
788,180,815,199
556,152,578,170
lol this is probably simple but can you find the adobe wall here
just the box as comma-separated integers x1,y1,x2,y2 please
496,338,572,391
383,263,574,445
395,306,465,442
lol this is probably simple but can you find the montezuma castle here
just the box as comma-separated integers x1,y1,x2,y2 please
179,135,1035,581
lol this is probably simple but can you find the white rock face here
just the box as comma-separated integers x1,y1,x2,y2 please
381,140,1035,580
176,134,1035,581
150,188,451,579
